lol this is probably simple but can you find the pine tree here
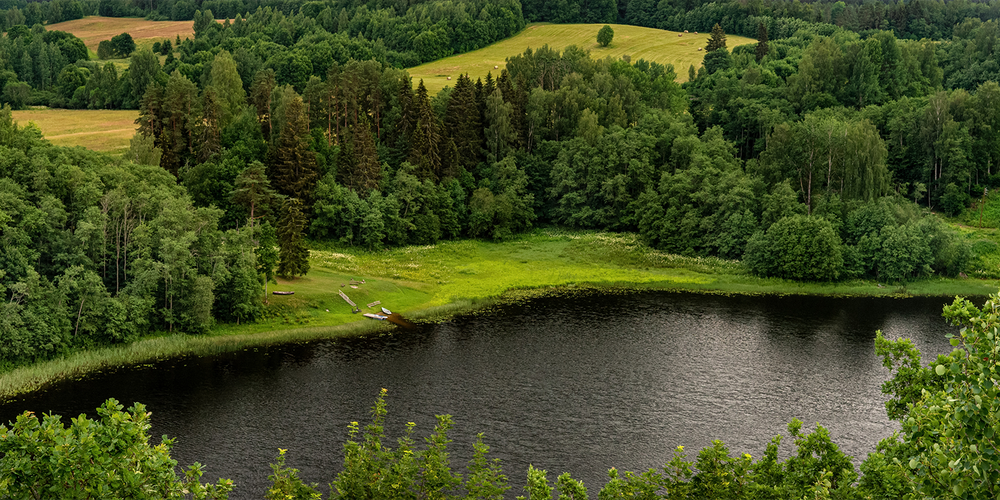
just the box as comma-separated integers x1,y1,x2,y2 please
161,70,199,176
137,83,165,142
197,87,222,162
756,22,769,62
484,88,515,162
272,96,319,204
231,161,279,231
408,79,442,181
276,198,309,278
444,74,483,172
499,70,528,149
352,117,381,192
706,23,727,52
250,69,276,139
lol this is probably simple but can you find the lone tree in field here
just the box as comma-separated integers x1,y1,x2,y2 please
597,25,614,47
110,32,135,57
706,23,727,52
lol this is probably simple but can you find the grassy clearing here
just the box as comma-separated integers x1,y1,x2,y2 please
11,108,138,153
408,23,756,94
3,229,997,402
47,16,195,53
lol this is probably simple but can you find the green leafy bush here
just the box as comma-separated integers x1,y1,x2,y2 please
0,399,233,499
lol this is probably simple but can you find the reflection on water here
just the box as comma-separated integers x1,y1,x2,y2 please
0,292,958,498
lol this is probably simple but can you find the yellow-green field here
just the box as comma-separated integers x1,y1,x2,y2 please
408,23,756,94
47,16,195,54
11,108,138,153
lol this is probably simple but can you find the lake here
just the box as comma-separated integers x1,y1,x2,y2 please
0,291,958,498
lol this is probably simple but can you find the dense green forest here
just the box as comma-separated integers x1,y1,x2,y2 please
3,1,1000,497
4,0,1000,368
2,0,1000,368
4,293,1000,499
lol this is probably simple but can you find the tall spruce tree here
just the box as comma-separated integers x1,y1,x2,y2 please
276,198,309,278
706,23,727,52
408,79,442,181
250,69,276,139
756,22,769,62
341,117,381,192
272,96,319,204
444,74,483,171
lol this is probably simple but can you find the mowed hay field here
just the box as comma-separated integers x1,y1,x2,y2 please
47,16,195,54
409,23,756,94
11,108,139,153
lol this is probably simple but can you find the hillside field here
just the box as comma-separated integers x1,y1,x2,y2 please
47,16,196,54
408,23,756,94
11,108,138,153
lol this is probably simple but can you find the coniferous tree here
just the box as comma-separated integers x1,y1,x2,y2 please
197,87,222,162
444,74,483,171
498,70,528,149
484,88,515,162
250,69,276,139
706,23,727,52
276,198,309,278
408,79,442,181
161,70,199,176
231,161,279,231
272,96,319,204
756,22,769,62
351,117,381,192
137,84,165,141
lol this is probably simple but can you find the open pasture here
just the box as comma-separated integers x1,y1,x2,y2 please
408,23,756,94
11,108,139,153
47,16,195,53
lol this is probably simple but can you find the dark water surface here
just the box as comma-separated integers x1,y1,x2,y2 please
0,291,959,498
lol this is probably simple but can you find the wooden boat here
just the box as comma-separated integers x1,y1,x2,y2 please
363,313,388,320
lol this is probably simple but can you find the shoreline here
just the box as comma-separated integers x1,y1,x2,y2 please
1,230,996,404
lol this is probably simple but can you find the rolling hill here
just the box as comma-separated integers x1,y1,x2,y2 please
408,23,756,94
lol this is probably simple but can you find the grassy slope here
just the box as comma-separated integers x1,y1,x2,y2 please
3,229,995,401
11,109,138,153
409,23,756,94
47,16,195,53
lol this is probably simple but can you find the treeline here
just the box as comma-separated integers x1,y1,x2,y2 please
0,0,524,109
128,27,976,287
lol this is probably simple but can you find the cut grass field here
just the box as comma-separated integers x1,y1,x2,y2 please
47,16,195,54
3,229,997,402
408,23,757,94
11,108,138,153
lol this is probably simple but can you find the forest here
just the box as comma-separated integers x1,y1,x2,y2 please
1,0,1000,370
4,0,1000,497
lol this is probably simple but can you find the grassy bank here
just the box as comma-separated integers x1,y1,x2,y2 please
2,229,996,402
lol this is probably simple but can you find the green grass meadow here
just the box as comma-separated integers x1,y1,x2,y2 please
408,23,757,94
